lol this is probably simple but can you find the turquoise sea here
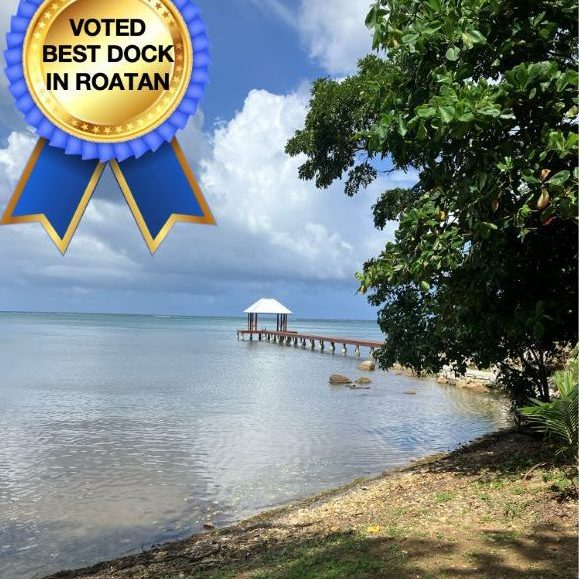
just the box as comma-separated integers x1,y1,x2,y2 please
0,313,509,578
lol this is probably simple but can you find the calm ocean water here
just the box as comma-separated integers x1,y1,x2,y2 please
0,313,509,578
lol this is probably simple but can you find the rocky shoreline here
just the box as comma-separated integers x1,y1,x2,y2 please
328,359,498,395
390,363,499,395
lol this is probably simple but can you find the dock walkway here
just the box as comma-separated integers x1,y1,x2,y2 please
237,329,382,357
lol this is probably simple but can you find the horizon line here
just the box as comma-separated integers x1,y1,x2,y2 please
0,309,378,323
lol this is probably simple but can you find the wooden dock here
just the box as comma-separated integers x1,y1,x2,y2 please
236,329,382,357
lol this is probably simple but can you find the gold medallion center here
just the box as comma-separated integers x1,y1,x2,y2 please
23,0,193,142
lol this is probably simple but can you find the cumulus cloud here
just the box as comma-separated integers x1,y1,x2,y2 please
0,89,409,313
297,0,373,75
248,0,373,75
0,0,400,314
0,0,30,140
200,89,362,281
0,0,19,73
246,0,296,28
0,131,36,197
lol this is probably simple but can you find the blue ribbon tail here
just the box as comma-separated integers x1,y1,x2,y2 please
112,139,215,253
1,139,104,253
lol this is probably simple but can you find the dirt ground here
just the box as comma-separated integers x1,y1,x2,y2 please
47,430,578,579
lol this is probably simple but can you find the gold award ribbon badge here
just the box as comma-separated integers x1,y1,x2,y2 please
3,0,214,253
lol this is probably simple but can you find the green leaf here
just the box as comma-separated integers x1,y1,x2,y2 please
416,106,437,118
397,116,408,136
497,157,513,171
522,170,540,184
457,112,475,122
445,46,460,61
478,106,501,118
365,6,386,29
402,32,419,45
462,30,487,47
420,281,431,292
439,105,455,123
462,30,487,44
548,170,570,186
478,222,498,238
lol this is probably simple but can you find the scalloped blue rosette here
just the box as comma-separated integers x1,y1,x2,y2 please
1,0,215,254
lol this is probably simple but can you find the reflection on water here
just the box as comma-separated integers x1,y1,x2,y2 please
0,313,509,578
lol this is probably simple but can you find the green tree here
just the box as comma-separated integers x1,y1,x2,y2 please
287,0,578,406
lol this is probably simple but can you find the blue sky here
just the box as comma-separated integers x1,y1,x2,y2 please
0,0,415,320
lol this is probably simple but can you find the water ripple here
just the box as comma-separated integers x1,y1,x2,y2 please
0,313,510,578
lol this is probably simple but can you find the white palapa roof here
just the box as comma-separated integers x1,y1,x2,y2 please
244,298,292,315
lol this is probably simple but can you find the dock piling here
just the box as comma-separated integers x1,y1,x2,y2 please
237,330,382,359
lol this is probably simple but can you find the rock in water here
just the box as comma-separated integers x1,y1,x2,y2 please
356,377,373,385
203,522,215,530
358,360,376,372
404,389,417,395
329,374,352,385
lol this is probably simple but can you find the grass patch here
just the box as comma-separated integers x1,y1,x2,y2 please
434,491,457,503
218,533,408,579
503,501,527,520
548,470,578,498
484,530,523,544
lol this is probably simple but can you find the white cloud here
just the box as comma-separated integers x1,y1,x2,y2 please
245,0,373,75
0,131,35,196
199,88,374,280
246,0,296,28
0,89,403,312
0,0,20,88
0,0,396,316
298,0,373,75
0,1,42,135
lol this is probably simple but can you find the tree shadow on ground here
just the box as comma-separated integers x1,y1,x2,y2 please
185,522,577,579
46,521,577,579
420,430,575,482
